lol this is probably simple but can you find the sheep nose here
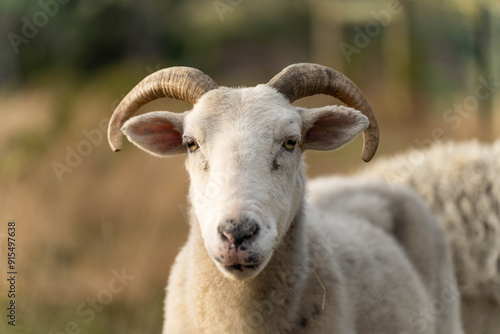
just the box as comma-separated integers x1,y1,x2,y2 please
219,219,259,247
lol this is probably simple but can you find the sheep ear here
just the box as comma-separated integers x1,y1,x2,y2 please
300,105,369,151
121,111,186,157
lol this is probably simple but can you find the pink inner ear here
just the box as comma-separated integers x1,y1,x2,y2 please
135,122,174,135
131,121,183,153
154,130,183,150
149,123,182,151
306,115,350,142
151,123,174,133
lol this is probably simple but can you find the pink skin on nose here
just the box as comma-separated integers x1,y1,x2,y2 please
218,243,255,266
214,220,262,274
215,233,261,271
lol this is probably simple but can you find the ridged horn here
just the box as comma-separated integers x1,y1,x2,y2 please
108,66,218,152
267,63,379,162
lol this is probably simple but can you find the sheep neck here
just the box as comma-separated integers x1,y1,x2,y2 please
188,177,309,332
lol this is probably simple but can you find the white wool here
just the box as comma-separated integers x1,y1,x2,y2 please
362,139,500,334
121,84,464,333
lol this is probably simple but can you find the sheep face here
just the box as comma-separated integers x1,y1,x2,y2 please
184,85,304,280
122,84,369,281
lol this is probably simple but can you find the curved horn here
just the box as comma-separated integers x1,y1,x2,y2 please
267,63,379,162
108,66,218,152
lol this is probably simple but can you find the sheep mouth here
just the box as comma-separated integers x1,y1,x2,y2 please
226,263,259,272
215,251,273,280
223,253,261,273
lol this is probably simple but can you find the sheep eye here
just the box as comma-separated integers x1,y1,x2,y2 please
283,138,297,151
187,140,199,152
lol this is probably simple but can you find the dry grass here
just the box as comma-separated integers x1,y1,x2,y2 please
0,83,191,333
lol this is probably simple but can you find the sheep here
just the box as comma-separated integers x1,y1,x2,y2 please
107,63,463,333
360,139,500,334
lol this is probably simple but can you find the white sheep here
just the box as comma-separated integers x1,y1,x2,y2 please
107,63,463,333
361,139,500,334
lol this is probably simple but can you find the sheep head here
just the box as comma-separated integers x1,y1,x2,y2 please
108,63,379,281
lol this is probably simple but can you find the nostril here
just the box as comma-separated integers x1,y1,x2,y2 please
245,223,259,239
219,220,260,246
221,230,234,244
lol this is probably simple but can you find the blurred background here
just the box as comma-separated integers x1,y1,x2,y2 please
1,0,499,332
